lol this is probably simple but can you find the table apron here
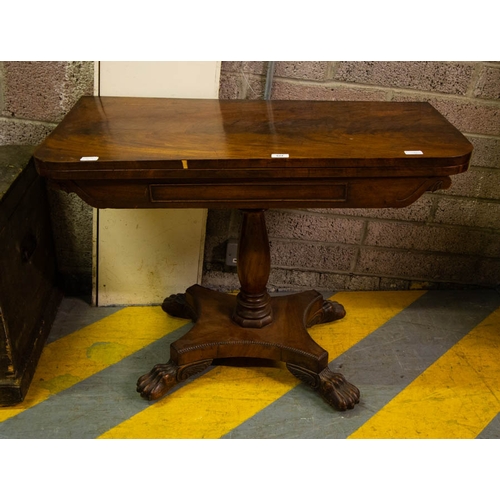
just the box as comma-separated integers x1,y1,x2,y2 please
52,175,452,209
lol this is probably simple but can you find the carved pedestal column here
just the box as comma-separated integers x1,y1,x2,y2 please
232,210,273,328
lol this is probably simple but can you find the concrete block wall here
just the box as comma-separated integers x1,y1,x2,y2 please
204,61,500,292
0,62,95,295
1,61,499,296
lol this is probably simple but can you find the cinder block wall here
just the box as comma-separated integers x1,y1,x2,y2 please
203,61,500,292
0,61,94,295
2,61,499,296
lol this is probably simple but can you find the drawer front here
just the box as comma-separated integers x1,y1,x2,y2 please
150,182,348,204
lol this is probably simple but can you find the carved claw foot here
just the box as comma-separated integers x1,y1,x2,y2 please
161,293,197,321
137,359,212,400
287,363,360,411
317,367,360,410
137,361,178,400
307,299,346,327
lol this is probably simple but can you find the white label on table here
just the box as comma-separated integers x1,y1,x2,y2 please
271,153,289,158
80,156,99,161
404,150,424,155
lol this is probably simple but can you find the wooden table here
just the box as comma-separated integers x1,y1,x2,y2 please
34,97,472,411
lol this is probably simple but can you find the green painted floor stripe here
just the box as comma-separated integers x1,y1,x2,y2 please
477,412,500,439
223,290,500,439
0,306,189,424
46,297,124,344
350,305,500,438
0,323,194,438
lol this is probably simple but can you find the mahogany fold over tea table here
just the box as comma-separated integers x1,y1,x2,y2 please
34,97,472,411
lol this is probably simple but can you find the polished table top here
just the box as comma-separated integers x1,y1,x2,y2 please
34,97,472,210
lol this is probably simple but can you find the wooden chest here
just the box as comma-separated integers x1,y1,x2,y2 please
0,146,61,405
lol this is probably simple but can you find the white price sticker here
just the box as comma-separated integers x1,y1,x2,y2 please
271,153,289,158
404,150,423,155
80,156,99,161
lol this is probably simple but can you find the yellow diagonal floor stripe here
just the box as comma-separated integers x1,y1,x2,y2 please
349,305,500,439
0,307,188,423
100,291,425,439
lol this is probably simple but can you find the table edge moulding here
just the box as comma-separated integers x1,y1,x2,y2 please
33,97,473,411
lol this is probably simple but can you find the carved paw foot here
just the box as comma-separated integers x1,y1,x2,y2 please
137,361,179,400
307,300,346,327
287,363,359,411
137,359,212,401
161,293,197,321
317,367,360,411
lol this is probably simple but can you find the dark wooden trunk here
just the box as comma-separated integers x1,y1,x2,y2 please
0,146,62,405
